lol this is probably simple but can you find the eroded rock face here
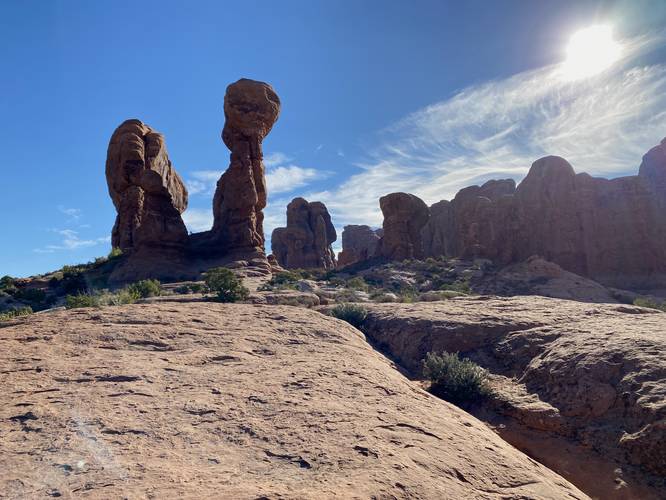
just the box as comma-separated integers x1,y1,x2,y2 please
362,297,666,498
376,193,430,261
337,225,382,267
421,141,666,288
271,198,337,269
105,120,189,282
211,79,280,257
0,302,586,499
106,119,188,253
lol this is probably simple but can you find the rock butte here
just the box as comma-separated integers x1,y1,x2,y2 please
271,198,337,270
106,78,280,283
337,225,382,267
342,139,666,288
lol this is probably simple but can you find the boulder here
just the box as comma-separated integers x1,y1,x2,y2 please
271,198,337,269
210,78,280,257
376,193,430,261
105,119,189,282
337,225,382,267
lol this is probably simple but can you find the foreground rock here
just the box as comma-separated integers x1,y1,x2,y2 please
420,140,666,288
105,119,189,282
362,297,666,499
271,198,337,269
337,225,382,267
1,303,584,499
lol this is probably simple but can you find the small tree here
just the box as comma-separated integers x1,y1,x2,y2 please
204,267,250,303
423,351,491,406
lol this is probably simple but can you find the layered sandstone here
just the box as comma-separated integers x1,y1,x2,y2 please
105,119,189,282
271,198,337,269
376,193,430,261
420,140,666,288
0,302,585,499
337,225,382,267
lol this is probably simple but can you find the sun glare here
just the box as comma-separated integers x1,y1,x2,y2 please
561,25,622,81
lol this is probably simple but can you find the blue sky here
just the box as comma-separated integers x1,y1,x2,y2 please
1,0,666,277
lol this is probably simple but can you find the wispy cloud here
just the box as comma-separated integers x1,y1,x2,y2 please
182,208,214,233
264,152,292,168
58,206,82,221
34,229,110,253
306,32,666,228
186,170,222,196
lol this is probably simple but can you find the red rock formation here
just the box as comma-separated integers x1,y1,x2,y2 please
271,198,337,269
105,119,189,282
421,139,666,288
337,225,382,267
211,79,280,257
376,193,430,261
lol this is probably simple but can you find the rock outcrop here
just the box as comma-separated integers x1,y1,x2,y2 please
420,141,666,288
1,302,586,499
105,119,189,282
210,78,280,257
106,79,281,282
362,297,666,499
271,198,337,269
376,193,430,261
337,225,382,267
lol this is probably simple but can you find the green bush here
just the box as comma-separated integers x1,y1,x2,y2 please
331,303,368,329
438,279,471,294
108,247,123,259
345,277,369,291
105,288,141,305
14,288,47,303
0,306,33,321
422,351,491,406
65,293,100,309
127,279,161,298
204,268,250,303
0,275,15,289
633,297,666,312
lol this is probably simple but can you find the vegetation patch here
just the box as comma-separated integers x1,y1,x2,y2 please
633,297,666,312
422,351,491,406
0,306,33,322
204,268,250,303
331,303,368,329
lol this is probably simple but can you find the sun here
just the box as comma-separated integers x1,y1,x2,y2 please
561,25,622,81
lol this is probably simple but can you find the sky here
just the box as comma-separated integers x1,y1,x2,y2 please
1,0,666,277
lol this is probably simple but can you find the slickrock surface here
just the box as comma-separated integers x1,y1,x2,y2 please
362,297,666,499
337,225,382,268
272,198,337,269
105,119,189,282
1,303,585,499
420,140,666,288
376,192,430,261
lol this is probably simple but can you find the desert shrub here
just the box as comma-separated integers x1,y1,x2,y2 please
105,288,141,305
108,247,123,259
59,270,88,294
331,303,367,329
65,293,100,309
633,297,666,312
0,275,15,289
0,306,33,321
438,279,471,294
345,277,369,291
422,351,491,406
204,267,250,303
127,279,161,298
14,288,47,303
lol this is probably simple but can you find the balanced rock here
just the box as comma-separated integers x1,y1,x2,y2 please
105,119,188,281
337,225,382,267
271,198,337,269
376,193,430,261
211,78,280,257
